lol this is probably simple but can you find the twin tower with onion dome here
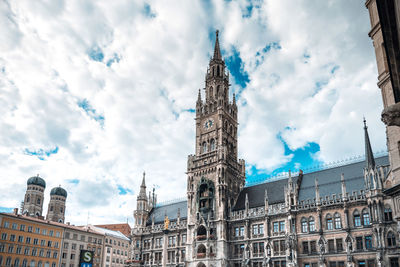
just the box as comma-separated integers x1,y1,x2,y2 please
21,175,67,223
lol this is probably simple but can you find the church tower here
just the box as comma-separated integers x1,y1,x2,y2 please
22,175,46,217
46,186,67,223
186,31,246,267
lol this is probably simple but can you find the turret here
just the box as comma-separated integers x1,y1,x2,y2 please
46,186,67,223
22,175,46,217
134,172,150,228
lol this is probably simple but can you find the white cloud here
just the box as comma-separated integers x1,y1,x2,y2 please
0,0,386,225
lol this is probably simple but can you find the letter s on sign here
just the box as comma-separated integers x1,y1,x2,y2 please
84,252,92,262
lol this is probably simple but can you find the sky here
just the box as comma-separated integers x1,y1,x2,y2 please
0,0,387,225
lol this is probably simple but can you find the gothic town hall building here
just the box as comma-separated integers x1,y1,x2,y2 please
131,27,400,267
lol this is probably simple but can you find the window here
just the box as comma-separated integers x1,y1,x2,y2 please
354,210,361,227
336,239,343,252
4,221,9,228
14,258,20,267
49,230,53,237
18,236,24,242
10,234,16,241
253,225,258,235
310,241,317,253
6,257,11,266
202,142,207,153
13,223,18,230
26,237,31,244
328,239,335,252
279,221,285,232
326,214,333,230
365,236,372,249
32,248,37,256
240,226,245,236
27,226,32,232
390,258,399,267
387,232,396,247
16,246,22,254
362,209,370,225
356,237,363,250
384,206,393,221
334,213,342,229
24,247,29,255
273,222,279,233
182,234,186,245
48,241,52,247
1,233,7,240
303,242,309,254
210,139,215,151
309,217,315,232
42,229,47,235
41,240,45,246
301,218,308,233
35,228,40,234
71,243,76,250
8,244,14,253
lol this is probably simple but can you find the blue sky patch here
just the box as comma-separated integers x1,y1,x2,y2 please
255,42,281,66
0,207,13,213
25,147,59,160
331,65,340,74
77,99,105,127
225,47,250,88
106,54,121,67
88,47,104,62
143,3,156,18
246,137,322,186
67,179,80,184
118,185,133,195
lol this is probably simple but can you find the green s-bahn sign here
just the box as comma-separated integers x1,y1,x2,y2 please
79,250,94,267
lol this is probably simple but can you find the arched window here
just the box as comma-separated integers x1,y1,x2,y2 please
37,198,41,205
38,261,42,267
22,259,27,267
202,142,207,153
309,217,315,232
0,256,2,266
326,214,333,230
52,263,56,267
26,195,30,203
353,210,361,227
387,231,396,247
210,139,215,151
384,206,393,221
334,213,342,229
301,218,308,233
217,85,220,96
5,257,11,266
217,66,220,76
14,258,20,267
210,87,213,98
197,244,206,258
362,209,370,225
50,206,53,212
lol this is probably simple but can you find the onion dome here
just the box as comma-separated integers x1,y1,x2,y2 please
50,186,67,198
27,175,46,188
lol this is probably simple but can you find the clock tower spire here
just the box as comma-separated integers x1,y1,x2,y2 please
186,30,246,267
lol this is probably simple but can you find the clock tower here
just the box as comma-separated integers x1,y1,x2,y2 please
186,31,246,267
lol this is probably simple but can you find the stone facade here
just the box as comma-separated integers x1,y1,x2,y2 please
131,31,400,267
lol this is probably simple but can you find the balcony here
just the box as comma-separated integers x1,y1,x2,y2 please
197,253,206,259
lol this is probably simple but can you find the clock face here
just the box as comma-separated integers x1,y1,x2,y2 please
204,119,214,129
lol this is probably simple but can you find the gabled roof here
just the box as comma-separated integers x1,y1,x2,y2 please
233,178,292,211
233,155,389,211
146,201,187,225
298,155,389,202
